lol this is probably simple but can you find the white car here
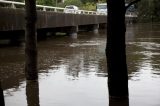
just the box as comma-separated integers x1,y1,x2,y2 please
64,5,80,14
96,3,107,15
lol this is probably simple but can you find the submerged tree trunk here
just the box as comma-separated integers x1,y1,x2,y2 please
109,97,129,106
0,82,5,106
26,80,39,106
25,0,38,80
106,0,128,98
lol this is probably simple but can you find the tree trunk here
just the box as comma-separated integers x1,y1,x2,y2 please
106,0,129,98
26,80,39,106
25,0,38,80
0,82,5,106
109,97,129,106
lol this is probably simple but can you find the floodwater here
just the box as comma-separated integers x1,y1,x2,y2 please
0,23,160,106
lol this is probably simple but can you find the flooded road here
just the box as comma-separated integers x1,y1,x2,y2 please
0,23,160,106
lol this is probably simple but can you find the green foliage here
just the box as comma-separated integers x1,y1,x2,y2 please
63,0,82,7
138,0,160,22
98,0,106,3
36,0,55,6
81,0,96,4
80,0,106,11
13,0,24,1
152,0,160,21
81,2,96,11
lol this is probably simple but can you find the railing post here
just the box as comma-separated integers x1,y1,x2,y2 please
54,8,57,12
11,3,16,8
43,7,46,11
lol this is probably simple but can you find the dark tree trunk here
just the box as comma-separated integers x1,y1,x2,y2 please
26,80,39,106
109,97,129,106
0,82,5,106
106,0,129,98
25,0,38,80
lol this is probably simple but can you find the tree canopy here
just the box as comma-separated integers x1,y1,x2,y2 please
138,0,160,22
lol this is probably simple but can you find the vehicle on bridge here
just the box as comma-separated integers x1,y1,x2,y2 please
63,5,80,14
96,3,107,15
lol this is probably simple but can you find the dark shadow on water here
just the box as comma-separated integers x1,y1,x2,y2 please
0,40,24,48
109,97,129,106
26,80,40,106
0,81,5,106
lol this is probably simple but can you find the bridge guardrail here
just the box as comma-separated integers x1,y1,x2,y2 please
0,0,101,15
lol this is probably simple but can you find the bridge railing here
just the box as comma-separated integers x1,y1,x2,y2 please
0,0,99,15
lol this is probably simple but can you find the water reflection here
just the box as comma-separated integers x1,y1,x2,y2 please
0,24,160,106
127,24,160,106
26,80,39,106
109,98,129,106
37,34,107,80
0,46,25,90
126,24,160,78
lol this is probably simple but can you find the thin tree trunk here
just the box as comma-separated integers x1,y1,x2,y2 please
26,80,39,106
0,82,5,106
109,97,129,106
106,0,129,98
25,0,38,80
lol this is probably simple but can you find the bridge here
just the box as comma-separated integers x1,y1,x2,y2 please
0,0,137,40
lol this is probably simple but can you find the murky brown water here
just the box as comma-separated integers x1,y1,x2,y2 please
0,23,160,106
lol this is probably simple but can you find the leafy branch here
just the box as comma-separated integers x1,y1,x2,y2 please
125,0,141,11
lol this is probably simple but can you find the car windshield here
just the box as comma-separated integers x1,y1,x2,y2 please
97,5,107,9
65,6,74,9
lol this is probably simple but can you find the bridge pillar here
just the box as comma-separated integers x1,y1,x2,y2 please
86,24,99,34
68,26,78,39
99,23,107,29
92,24,99,34
37,30,47,40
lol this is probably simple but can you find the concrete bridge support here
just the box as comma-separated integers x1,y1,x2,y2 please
68,26,78,39
91,24,99,34
78,24,99,34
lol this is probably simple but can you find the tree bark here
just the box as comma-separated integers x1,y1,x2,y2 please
0,82,5,106
109,97,129,106
106,0,129,98
25,0,38,80
26,80,39,106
